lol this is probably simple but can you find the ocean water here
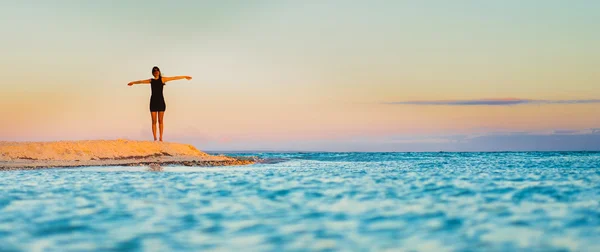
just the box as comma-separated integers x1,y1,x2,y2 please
1,152,599,252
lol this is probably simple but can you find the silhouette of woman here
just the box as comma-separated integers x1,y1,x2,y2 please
128,66,192,142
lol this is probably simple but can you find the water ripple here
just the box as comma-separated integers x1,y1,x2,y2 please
0,152,599,251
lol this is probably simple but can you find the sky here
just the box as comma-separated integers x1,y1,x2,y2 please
1,0,599,151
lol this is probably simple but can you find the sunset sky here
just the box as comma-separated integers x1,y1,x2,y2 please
2,1,599,151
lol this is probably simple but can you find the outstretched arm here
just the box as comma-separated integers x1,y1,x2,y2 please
162,76,192,83
127,79,151,86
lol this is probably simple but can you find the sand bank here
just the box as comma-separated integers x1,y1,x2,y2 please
0,140,255,170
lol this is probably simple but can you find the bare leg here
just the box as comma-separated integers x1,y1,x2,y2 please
151,112,158,141
158,111,165,142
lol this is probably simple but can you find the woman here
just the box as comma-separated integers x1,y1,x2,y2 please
128,66,192,142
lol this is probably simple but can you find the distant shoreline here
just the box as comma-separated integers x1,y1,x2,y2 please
206,150,600,153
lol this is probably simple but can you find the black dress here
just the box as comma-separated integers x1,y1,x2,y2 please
149,78,166,112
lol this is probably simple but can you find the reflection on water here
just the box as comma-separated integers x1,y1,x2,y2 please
147,163,163,172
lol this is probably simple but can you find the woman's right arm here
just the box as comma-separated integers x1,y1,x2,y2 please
127,79,151,86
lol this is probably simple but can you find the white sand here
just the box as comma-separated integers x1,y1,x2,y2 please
0,140,254,170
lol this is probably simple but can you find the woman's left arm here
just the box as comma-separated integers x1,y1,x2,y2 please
162,76,192,82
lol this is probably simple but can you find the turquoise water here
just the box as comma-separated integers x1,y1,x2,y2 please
1,152,599,251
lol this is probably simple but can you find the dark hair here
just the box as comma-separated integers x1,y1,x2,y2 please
152,66,162,82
